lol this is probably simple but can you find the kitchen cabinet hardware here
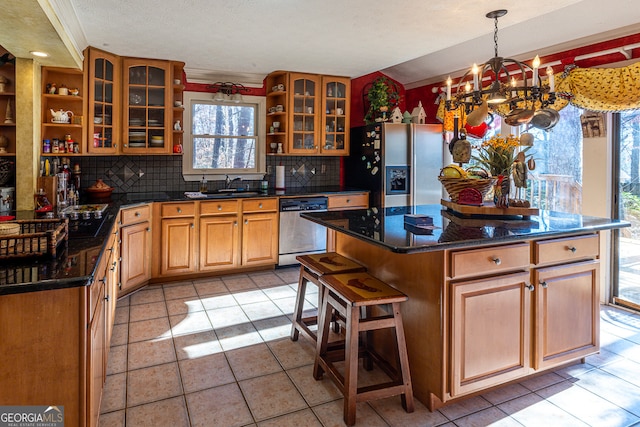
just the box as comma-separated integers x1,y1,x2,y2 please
525,283,535,291
568,246,577,253
135,212,141,217
259,203,263,208
218,205,223,210
492,257,501,265
177,208,182,213
540,281,549,288
146,227,150,232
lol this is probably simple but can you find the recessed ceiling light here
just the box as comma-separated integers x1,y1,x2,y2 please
30,51,48,58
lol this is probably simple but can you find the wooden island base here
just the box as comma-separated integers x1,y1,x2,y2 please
333,231,601,411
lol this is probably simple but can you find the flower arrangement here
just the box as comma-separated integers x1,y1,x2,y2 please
472,134,529,177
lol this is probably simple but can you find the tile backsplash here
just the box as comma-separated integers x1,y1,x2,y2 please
63,155,341,194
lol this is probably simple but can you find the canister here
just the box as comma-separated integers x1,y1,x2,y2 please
0,187,15,212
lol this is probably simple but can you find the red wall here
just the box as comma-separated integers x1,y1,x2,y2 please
349,71,406,127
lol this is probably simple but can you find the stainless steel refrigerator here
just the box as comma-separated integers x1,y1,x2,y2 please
346,123,445,208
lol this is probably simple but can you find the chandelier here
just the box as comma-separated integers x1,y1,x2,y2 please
207,82,249,103
445,10,556,119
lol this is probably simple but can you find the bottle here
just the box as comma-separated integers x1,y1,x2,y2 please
199,175,208,193
43,139,51,153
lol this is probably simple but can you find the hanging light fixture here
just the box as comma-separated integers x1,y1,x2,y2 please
207,82,249,103
445,10,556,116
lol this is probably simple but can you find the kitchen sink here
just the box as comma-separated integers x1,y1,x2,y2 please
204,191,261,198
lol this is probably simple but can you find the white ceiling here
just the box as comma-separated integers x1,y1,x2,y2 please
2,0,640,86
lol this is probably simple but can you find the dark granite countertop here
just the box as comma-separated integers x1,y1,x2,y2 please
0,186,367,295
301,204,630,254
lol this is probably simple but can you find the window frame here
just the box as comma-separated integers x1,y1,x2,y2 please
182,91,266,181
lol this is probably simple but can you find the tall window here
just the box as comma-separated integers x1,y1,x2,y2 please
182,92,266,180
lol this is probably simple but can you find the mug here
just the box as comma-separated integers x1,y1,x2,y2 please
275,105,283,112
306,107,313,114
174,100,182,107
276,84,285,91
272,121,280,129
58,87,69,96
173,144,183,153
336,107,344,115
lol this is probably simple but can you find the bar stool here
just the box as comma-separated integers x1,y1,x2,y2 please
291,252,366,343
314,271,414,426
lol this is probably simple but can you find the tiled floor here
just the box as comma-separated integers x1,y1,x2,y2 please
99,267,640,427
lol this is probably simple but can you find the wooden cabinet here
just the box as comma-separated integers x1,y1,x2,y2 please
119,204,151,295
171,62,185,154
0,46,16,157
327,193,369,210
265,71,350,156
160,202,197,275
241,198,279,266
86,47,121,154
41,66,86,155
199,200,240,271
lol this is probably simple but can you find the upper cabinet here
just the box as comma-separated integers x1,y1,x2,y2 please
41,66,86,155
265,71,350,156
0,46,16,156
86,48,120,155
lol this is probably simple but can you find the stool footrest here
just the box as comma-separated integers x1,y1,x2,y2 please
358,315,395,331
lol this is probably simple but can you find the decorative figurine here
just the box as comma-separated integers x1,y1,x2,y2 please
48,83,57,94
174,120,181,131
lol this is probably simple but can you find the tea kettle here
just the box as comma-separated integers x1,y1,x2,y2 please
50,109,73,123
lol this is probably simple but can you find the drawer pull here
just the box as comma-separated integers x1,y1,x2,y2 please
190,223,194,228
177,207,182,213
105,295,110,302
218,205,222,211
568,246,577,253
259,203,263,208
146,227,150,232
346,199,351,203
245,219,248,224
492,257,502,265
234,221,238,226
540,281,549,288
135,212,141,217
525,283,535,292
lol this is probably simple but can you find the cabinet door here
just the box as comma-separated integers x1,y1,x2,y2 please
287,73,321,154
242,212,278,266
120,221,151,295
200,215,240,271
533,260,600,370
122,59,171,154
0,54,16,155
88,285,106,427
450,271,532,397
86,48,120,154
161,217,196,274
320,76,350,155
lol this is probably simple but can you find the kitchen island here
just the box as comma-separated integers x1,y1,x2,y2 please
301,204,629,410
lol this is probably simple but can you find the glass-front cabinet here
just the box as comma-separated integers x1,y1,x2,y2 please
122,59,171,154
288,73,320,155
86,48,120,154
320,76,350,156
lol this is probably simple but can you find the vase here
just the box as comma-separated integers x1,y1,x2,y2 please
493,175,510,208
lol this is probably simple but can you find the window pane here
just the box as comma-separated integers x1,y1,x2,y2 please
193,137,256,169
192,104,255,137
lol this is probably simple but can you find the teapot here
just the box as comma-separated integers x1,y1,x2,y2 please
50,109,73,123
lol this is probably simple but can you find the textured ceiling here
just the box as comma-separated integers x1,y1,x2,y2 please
2,0,640,85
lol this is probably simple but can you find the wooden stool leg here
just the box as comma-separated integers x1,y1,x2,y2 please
360,306,373,371
343,303,360,426
392,302,415,413
290,266,308,341
313,287,333,380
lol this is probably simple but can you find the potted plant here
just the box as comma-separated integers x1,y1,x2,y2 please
364,77,400,124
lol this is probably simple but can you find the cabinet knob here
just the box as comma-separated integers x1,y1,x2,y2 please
105,295,110,302
190,223,194,228
540,281,549,288
218,205,222,211
114,144,117,148
492,257,501,265
568,246,577,253
525,283,535,292
124,144,128,148
245,219,248,224
177,208,182,213
135,212,141,217
259,203,263,208
234,221,238,226
146,227,150,232
346,199,351,203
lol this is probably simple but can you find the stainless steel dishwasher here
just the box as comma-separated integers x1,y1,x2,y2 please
278,197,328,266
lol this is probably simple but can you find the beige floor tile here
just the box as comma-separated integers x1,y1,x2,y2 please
275,268,300,285
166,295,204,316
232,289,270,305
249,271,287,288
312,399,388,427
226,343,282,380
128,317,171,343
98,409,124,427
287,365,342,406
438,395,493,421
267,336,316,369
272,296,298,315
100,373,126,413
127,362,183,407
179,352,235,393
169,310,213,337
369,395,448,427
116,295,130,306
126,396,190,427
224,274,258,291
242,300,285,321
452,406,521,427
173,330,222,360
106,344,127,375
239,371,308,421
128,338,176,371
257,408,322,427
518,371,565,392
129,301,167,322
481,382,531,405
216,322,264,351
207,305,250,329
253,315,293,342
186,383,254,427
113,305,129,325
110,323,128,347
193,278,228,296
498,393,587,426
261,284,298,301
201,293,238,310
129,287,164,305
163,281,198,300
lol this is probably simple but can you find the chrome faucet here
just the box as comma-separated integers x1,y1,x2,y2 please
225,175,242,189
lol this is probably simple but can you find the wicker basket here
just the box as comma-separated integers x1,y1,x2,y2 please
0,223,20,236
438,176,496,203
0,218,68,259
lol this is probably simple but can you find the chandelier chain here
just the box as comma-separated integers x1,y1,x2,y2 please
494,16,499,58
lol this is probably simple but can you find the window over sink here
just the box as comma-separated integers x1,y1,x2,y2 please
182,91,266,181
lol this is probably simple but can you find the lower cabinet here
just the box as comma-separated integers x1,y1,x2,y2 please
160,202,197,275
89,284,106,427
199,200,240,271
119,205,151,296
241,199,279,266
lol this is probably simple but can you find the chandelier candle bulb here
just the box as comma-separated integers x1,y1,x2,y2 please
547,66,555,92
532,55,541,87
465,81,471,93
446,77,452,101
472,64,479,90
